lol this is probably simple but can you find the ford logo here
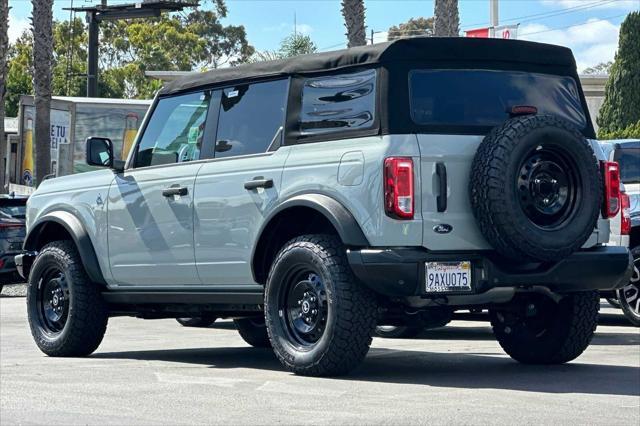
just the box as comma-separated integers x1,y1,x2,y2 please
433,224,453,234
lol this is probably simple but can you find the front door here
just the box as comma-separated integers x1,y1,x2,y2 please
194,79,290,286
107,91,212,286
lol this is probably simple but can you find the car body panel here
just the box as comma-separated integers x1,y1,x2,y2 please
194,149,290,286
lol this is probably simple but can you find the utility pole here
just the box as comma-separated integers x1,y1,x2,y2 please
66,1,199,98
489,0,499,38
371,29,374,45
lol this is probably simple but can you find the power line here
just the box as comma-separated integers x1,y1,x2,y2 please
519,12,628,36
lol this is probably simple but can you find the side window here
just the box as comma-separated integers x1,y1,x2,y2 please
214,79,288,158
134,91,210,168
300,69,376,137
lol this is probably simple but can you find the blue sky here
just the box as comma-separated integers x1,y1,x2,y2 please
8,0,640,71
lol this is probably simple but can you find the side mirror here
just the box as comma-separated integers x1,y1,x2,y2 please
86,137,124,171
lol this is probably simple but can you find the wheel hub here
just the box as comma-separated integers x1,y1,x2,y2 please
284,272,328,346
517,147,578,229
37,269,70,334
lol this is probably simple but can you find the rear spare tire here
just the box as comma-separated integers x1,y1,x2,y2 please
470,115,601,263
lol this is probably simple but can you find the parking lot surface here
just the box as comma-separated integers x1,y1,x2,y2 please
1,286,639,425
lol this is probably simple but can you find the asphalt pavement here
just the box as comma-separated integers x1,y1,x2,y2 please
1,284,638,425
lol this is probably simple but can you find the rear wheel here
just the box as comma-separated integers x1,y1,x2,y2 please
265,235,377,376
617,246,640,327
176,316,217,327
606,297,621,309
234,317,271,347
27,241,108,357
490,291,598,364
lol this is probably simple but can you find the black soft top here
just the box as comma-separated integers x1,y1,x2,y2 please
159,37,577,96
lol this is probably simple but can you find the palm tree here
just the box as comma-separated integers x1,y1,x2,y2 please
434,0,460,37
0,0,9,191
341,0,366,48
31,0,54,185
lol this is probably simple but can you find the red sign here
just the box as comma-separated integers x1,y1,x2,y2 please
465,28,489,38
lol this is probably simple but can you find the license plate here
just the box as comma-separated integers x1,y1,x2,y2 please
425,261,472,293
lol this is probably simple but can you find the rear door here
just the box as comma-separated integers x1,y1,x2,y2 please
409,69,589,251
194,79,290,286
107,91,212,286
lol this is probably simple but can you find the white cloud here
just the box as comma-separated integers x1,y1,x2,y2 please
519,18,620,71
8,13,30,44
540,0,639,10
263,22,314,35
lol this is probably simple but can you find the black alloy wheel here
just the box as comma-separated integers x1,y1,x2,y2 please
36,266,70,335
516,146,580,230
281,270,329,347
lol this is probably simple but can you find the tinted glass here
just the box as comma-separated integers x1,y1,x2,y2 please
135,91,210,168
215,79,288,158
614,147,640,184
0,205,26,218
300,69,376,136
410,70,586,129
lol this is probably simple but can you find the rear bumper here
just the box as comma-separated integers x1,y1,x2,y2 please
347,245,633,297
0,252,21,275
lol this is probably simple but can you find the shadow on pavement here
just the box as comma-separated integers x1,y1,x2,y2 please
93,342,639,398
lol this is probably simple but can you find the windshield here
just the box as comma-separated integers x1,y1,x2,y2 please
409,69,586,130
0,205,26,219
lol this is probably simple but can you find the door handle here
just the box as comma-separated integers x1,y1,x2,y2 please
436,162,447,212
244,178,273,190
162,186,188,197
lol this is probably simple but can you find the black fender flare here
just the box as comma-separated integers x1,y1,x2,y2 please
251,193,369,282
23,211,107,285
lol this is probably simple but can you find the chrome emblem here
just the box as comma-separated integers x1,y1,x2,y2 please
433,224,453,234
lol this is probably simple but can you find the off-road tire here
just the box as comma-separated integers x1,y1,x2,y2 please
27,241,108,357
617,246,640,327
265,234,378,376
470,115,601,263
490,291,599,364
234,318,271,347
176,316,217,327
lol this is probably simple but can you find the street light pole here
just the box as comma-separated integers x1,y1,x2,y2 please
490,0,499,38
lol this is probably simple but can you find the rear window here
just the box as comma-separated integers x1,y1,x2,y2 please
614,147,640,184
0,205,26,219
409,70,586,130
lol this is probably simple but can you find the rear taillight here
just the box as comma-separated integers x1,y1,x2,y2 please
384,157,414,219
621,191,631,235
601,161,621,218
0,222,23,229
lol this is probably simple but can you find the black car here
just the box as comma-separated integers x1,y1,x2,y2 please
1,196,28,288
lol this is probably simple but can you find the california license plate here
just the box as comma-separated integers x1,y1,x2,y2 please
425,261,472,293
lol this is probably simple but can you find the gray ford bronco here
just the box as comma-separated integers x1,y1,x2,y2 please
16,38,633,376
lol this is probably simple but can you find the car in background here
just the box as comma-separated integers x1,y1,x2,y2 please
0,196,28,289
601,140,639,325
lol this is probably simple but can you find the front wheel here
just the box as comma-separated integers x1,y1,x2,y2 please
490,291,599,364
27,241,108,357
176,316,217,327
265,235,378,376
234,317,271,347
617,246,640,327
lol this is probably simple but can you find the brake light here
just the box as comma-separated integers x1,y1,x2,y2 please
384,157,414,219
621,191,631,235
0,222,24,229
601,161,621,218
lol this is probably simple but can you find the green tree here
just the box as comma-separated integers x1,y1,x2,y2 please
597,12,640,137
434,0,459,37
1,0,8,191
388,17,434,40
4,32,33,117
250,33,317,63
342,0,366,47
582,61,612,75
